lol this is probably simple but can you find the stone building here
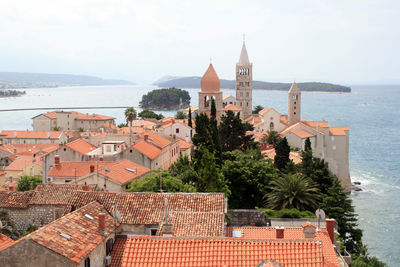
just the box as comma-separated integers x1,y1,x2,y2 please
0,201,117,267
0,130,68,145
235,41,253,119
288,82,301,126
32,110,115,131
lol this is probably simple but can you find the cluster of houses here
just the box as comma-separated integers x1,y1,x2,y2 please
0,41,353,266
0,184,350,266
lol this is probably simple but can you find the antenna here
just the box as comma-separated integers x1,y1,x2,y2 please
243,33,245,43
315,208,326,231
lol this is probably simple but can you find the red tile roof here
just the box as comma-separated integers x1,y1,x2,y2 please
291,129,315,139
47,160,149,185
0,233,14,251
5,155,42,171
223,104,242,111
259,107,271,116
114,236,324,267
0,131,64,139
302,120,330,128
0,144,59,155
39,110,115,121
110,236,127,267
65,138,97,155
23,201,117,263
226,227,339,267
177,138,192,150
132,140,161,159
329,127,349,136
141,130,171,149
65,191,225,236
29,184,97,205
0,191,34,208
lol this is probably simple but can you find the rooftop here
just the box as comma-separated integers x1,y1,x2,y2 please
65,138,97,155
0,130,64,139
131,140,162,159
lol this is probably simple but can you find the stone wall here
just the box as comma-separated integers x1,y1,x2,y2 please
227,209,267,226
1,205,67,232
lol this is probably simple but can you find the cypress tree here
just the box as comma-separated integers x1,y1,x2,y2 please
210,99,222,164
274,137,290,170
188,107,192,128
304,137,312,151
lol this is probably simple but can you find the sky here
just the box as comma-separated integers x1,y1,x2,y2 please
0,0,399,85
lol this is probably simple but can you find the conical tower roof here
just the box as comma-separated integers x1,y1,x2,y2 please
201,64,220,92
238,42,250,65
289,81,300,93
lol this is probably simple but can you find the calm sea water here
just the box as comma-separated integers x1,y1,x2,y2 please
0,85,399,265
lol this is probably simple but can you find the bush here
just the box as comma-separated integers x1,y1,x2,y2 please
260,208,316,219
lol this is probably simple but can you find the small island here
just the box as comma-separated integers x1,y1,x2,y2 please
140,87,191,110
0,89,26,98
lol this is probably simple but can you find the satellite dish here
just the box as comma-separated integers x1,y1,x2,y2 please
315,209,326,220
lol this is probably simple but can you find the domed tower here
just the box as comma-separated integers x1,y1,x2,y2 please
288,81,301,125
235,41,253,119
198,63,223,121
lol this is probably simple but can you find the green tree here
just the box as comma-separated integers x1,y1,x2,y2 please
274,137,290,170
192,113,213,150
222,149,278,208
175,111,187,119
219,111,256,152
266,130,281,147
253,105,264,114
23,225,38,236
210,99,222,165
188,108,193,128
193,145,230,197
124,107,137,126
264,174,321,211
117,122,127,128
304,137,312,151
321,178,363,254
139,109,164,120
169,155,198,185
127,170,196,193
0,210,19,240
140,87,191,109
17,176,42,191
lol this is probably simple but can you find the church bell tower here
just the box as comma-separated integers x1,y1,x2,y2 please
235,40,252,119
288,82,301,125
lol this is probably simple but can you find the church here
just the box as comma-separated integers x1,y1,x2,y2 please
196,41,352,190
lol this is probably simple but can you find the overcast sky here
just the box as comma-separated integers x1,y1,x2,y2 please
0,0,399,85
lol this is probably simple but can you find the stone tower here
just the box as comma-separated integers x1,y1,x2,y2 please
288,82,301,125
235,41,252,119
198,63,223,121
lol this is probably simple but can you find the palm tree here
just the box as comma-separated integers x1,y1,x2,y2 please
266,130,281,147
264,174,321,211
124,107,137,127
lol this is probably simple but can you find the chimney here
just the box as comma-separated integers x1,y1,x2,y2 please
98,212,105,233
275,227,284,239
172,119,175,124
8,185,14,191
82,184,90,191
172,134,176,140
47,131,50,138
326,219,335,244
144,134,149,141
90,165,95,173
99,156,104,162
54,155,60,165
161,198,173,236
302,222,316,239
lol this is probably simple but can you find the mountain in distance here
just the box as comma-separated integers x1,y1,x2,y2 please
154,76,351,92
0,72,133,89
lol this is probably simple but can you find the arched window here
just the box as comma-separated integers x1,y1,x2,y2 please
84,257,90,267
270,122,274,130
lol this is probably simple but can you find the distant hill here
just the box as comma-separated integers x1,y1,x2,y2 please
0,72,133,89
154,76,351,92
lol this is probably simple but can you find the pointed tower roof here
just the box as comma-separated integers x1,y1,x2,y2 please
289,81,300,93
238,42,250,65
201,64,220,92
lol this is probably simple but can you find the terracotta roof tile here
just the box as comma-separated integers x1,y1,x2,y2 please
115,236,324,267
223,104,242,111
259,107,271,116
132,140,162,159
177,138,192,150
5,155,42,171
0,191,34,208
29,184,97,205
0,144,59,155
329,127,349,136
291,129,315,139
37,110,115,121
301,120,330,128
226,227,339,267
109,236,127,267
65,191,225,236
65,138,97,155
141,130,171,149
48,161,115,178
0,131,63,139
0,233,14,251
27,201,117,263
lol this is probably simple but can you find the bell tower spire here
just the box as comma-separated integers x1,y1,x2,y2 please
288,81,301,125
235,38,252,119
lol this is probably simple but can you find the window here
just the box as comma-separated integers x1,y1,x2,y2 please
176,128,179,134
130,149,133,153
246,92,249,97
240,102,242,107
246,102,249,107
294,106,296,110
294,101,296,105
84,257,90,267
239,82,243,86
106,239,114,255
240,92,243,97
151,229,158,236
270,122,274,130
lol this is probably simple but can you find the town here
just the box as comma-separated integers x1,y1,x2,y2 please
0,42,366,267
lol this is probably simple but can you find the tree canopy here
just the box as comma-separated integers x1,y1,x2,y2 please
124,107,137,126
139,109,163,120
140,87,190,109
17,176,42,191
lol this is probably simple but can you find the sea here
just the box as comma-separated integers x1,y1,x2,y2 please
0,84,399,266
